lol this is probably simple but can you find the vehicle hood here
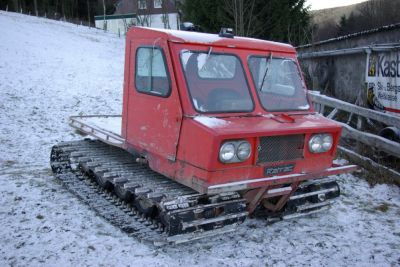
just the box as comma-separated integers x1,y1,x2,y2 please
191,113,341,137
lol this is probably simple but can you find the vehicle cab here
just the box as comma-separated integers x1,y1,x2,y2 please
121,27,353,200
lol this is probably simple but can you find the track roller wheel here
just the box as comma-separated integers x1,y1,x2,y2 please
95,174,113,190
135,197,158,218
115,184,133,202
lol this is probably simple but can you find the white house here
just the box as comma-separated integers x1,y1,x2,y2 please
94,13,136,35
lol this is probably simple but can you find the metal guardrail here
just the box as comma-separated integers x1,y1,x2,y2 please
309,91,400,128
309,91,400,184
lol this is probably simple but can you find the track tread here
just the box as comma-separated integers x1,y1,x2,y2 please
50,140,247,245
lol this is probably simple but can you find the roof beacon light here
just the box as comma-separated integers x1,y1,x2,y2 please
219,28,234,38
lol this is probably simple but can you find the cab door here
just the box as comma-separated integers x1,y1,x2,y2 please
125,39,182,161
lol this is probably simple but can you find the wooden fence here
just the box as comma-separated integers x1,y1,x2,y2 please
309,91,400,184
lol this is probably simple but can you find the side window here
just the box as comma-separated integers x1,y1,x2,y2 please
135,47,171,97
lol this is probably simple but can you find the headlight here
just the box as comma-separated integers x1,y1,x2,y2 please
219,140,252,163
308,134,333,153
237,141,251,161
322,134,333,151
219,143,235,162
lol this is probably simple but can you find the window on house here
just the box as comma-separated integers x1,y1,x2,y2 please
154,0,162,8
135,47,170,97
138,0,147,9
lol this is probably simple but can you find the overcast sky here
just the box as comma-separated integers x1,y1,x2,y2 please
306,0,368,10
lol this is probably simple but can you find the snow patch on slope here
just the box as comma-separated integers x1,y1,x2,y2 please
0,11,399,267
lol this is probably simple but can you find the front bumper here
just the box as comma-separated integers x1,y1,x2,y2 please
205,164,358,194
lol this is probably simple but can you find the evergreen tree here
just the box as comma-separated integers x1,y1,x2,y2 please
337,15,348,36
181,0,225,34
181,0,311,46
0,0,117,25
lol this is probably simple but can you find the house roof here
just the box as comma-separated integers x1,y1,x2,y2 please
128,26,296,53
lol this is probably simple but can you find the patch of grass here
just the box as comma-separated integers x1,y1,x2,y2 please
375,203,390,213
73,129,87,137
96,231,112,237
202,245,212,251
2,160,17,167
247,223,258,229
353,168,397,187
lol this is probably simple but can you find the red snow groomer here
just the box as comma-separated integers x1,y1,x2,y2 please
51,27,357,245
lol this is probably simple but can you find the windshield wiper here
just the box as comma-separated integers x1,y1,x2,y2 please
199,46,212,72
259,53,273,91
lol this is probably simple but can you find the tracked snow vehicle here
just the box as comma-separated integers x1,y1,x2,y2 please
50,27,357,245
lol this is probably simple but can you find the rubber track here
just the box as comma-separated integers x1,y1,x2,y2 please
55,171,168,244
50,140,247,245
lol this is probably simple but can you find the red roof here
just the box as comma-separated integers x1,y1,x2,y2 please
128,26,296,53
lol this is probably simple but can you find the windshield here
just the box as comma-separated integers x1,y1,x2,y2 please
180,50,254,113
248,56,310,111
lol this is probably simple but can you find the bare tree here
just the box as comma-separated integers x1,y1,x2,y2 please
33,0,38,16
313,19,338,42
335,0,400,38
137,0,151,27
55,0,59,18
223,0,262,37
12,0,19,12
358,0,382,30
287,21,312,45
87,0,91,26
102,0,107,30
161,0,171,29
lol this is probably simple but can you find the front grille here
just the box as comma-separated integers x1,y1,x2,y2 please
257,135,305,163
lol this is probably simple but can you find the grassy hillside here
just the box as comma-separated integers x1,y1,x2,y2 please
311,3,361,25
310,1,369,41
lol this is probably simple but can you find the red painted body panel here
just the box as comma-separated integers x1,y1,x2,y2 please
177,114,341,172
120,27,350,195
123,38,183,160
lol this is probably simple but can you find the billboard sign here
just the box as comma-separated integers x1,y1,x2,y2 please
366,51,400,114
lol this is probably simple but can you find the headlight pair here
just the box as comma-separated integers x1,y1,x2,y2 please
308,133,333,153
219,140,251,163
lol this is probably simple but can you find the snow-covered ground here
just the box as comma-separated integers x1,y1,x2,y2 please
1,11,399,267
